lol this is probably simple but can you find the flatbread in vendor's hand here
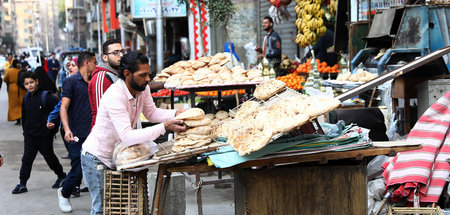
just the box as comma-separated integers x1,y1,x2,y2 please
175,108,205,120
184,118,212,127
253,80,286,100
179,125,211,135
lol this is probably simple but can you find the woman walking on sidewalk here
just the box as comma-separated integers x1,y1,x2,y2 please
3,59,26,125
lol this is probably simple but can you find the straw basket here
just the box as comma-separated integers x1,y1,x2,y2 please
103,170,148,215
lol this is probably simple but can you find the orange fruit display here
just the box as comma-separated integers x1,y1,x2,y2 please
276,73,305,90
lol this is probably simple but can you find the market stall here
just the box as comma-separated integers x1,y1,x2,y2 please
108,47,450,215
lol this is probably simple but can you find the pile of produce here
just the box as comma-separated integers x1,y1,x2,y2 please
295,59,313,74
316,59,340,73
329,0,337,16
294,59,340,74
151,89,189,97
196,89,246,97
154,53,263,86
295,0,327,47
276,73,305,90
280,54,300,72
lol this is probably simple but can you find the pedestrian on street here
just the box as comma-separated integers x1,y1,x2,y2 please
20,55,31,71
3,59,27,125
4,53,13,73
89,38,125,128
47,52,60,84
81,51,187,215
0,154,3,167
12,71,66,194
255,16,282,75
48,57,84,197
57,51,96,213
34,66,57,94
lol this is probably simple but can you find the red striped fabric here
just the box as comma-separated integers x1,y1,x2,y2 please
382,91,450,203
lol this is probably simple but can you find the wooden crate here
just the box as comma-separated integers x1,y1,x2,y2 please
104,170,148,215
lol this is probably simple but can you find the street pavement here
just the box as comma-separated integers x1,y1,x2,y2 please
0,79,234,215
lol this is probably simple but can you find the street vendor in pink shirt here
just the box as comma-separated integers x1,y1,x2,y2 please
81,51,187,215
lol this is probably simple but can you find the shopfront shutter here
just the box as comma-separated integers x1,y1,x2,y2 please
259,0,298,59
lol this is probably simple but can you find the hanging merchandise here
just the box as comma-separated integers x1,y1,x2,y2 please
269,5,292,24
268,0,292,8
329,0,337,16
294,0,327,48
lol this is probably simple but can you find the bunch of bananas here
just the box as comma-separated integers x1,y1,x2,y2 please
295,0,327,48
329,0,337,16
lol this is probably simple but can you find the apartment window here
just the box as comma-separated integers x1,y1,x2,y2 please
24,29,28,33
4,0,8,3
28,20,32,24
25,39,29,43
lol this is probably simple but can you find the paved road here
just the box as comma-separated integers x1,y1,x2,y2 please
0,79,234,214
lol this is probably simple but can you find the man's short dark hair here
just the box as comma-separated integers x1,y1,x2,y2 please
119,51,149,80
77,51,96,68
102,39,121,55
263,16,273,24
21,71,37,83
7,53,12,56
51,52,56,55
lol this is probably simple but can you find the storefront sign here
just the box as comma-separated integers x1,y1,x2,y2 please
131,0,187,19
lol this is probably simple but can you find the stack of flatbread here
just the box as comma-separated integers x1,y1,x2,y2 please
113,142,153,167
172,108,213,152
154,53,264,86
213,92,341,156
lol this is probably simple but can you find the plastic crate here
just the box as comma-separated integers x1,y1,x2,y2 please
104,170,148,215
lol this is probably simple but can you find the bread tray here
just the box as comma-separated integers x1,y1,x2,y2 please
229,87,306,143
116,141,227,171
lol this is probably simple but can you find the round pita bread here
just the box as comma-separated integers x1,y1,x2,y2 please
215,110,229,120
184,118,212,127
175,108,205,120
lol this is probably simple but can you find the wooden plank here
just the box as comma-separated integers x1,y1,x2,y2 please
165,146,421,173
241,163,367,214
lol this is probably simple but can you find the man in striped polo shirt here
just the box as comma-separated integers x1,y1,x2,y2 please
88,39,125,129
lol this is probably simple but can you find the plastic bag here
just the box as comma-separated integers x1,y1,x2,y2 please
367,155,389,180
113,142,154,167
244,42,258,69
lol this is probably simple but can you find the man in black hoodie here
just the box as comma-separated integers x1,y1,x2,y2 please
12,71,66,194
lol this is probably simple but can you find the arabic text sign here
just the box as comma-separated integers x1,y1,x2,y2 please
132,0,187,18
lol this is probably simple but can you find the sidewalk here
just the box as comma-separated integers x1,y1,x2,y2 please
0,83,234,214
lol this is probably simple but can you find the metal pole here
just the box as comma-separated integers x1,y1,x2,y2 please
156,0,164,72
77,0,80,48
120,27,126,48
97,1,101,56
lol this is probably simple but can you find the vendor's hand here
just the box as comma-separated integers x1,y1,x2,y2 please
64,129,75,142
255,46,262,52
46,122,55,129
175,109,188,116
164,119,187,133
